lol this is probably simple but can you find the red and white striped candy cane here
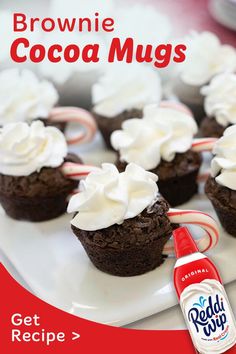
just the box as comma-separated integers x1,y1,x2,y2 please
192,138,218,153
61,162,99,180
192,138,218,182
49,107,97,145
197,170,211,183
159,100,193,117
164,209,219,256
66,188,80,202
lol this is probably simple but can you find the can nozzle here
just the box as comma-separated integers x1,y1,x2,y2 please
173,227,199,259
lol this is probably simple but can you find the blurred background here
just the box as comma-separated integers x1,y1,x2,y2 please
1,0,236,107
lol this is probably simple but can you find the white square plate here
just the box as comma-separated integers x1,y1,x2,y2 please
0,135,236,326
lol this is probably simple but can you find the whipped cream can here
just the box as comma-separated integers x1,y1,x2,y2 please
173,227,236,354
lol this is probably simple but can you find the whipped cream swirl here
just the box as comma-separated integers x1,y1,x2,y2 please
0,69,59,125
68,163,158,231
111,105,198,170
0,120,67,176
179,31,236,86
92,64,162,117
211,125,236,190
201,73,236,127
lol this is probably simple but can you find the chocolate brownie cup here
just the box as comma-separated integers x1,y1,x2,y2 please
41,118,67,134
117,150,202,207
200,117,225,138
68,163,174,276
0,121,80,222
205,125,236,237
205,178,236,237
172,32,236,126
93,108,142,149
111,105,201,207
72,195,173,276
172,77,205,126
200,73,236,138
0,153,80,222
92,64,161,149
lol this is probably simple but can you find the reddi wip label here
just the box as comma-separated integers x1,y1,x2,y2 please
181,280,236,354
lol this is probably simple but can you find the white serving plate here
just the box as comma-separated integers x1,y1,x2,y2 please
209,0,236,31
0,134,236,327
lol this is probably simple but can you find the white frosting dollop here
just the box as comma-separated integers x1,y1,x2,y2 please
68,163,158,231
111,105,198,170
0,120,68,176
201,73,236,127
179,31,236,86
92,64,162,117
211,125,236,190
0,69,59,125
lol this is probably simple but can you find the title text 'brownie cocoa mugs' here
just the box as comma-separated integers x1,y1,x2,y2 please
206,125,236,237
91,64,162,148
111,104,216,206
67,163,219,277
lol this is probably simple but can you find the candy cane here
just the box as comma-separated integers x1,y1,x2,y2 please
69,189,80,195
61,162,99,180
164,209,219,255
49,107,97,145
66,189,80,202
197,170,210,183
192,138,218,152
192,138,217,182
159,100,193,117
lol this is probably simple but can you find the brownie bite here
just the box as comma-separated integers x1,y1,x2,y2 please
72,195,173,276
205,178,236,237
0,153,80,222
68,163,174,276
117,150,202,207
41,118,67,134
200,116,226,138
91,64,161,149
111,105,201,207
0,121,81,222
205,125,236,237
172,32,236,127
200,73,236,138
172,77,205,126
93,108,142,149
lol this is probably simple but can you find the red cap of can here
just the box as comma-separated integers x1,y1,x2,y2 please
173,226,199,259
